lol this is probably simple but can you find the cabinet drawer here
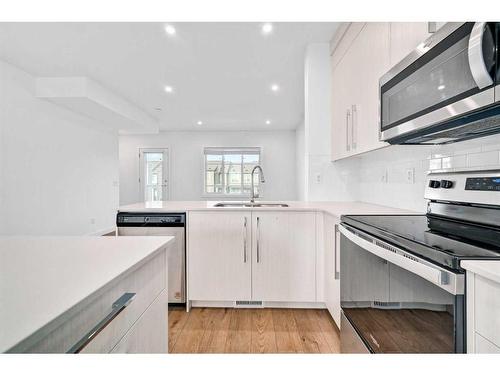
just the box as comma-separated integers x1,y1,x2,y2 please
111,290,168,353
23,249,166,353
474,275,500,348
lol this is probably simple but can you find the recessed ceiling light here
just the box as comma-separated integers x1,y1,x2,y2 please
197,121,203,125
265,120,271,125
270,84,280,92
164,25,176,36
164,85,174,93
261,23,273,35
438,84,445,90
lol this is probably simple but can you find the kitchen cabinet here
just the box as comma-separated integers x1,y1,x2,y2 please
9,243,168,353
323,214,341,327
389,23,432,66
111,290,168,353
463,262,500,353
187,210,317,304
252,212,316,302
188,211,252,302
331,23,390,161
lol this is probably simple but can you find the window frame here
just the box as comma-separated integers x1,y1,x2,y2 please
202,147,263,199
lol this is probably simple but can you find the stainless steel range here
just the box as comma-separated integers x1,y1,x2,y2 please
339,169,500,353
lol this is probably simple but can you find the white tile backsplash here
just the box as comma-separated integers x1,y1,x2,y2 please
429,158,442,170
467,150,499,167
441,154,467,169
347,133,500,212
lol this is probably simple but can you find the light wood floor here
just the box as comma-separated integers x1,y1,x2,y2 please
168,307,340,353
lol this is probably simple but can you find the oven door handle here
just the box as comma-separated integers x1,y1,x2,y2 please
339,224,463,295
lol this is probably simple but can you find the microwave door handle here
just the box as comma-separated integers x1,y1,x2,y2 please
468,22,494,89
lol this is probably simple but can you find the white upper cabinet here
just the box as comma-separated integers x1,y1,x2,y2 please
331,23,390,161
331,22,438,161
251,212,317,302
389,23,432,67
350,23,390,155
188,211,252,302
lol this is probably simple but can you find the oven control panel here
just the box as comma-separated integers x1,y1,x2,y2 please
465,177,500,191
425,170,500,205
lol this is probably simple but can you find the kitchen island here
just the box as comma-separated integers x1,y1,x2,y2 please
0,236,174,353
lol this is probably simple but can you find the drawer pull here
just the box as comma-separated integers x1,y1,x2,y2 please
67,292,136,353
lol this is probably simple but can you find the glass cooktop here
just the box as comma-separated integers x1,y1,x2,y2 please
341,215,500,271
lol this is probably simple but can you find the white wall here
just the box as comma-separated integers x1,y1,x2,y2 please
0,59,119,235
295,121,306,200
119,130,297,204
302,43,358,202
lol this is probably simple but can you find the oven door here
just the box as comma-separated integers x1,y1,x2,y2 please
380,22,497,143
339,224,465,353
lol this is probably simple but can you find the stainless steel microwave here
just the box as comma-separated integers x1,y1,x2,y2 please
380,22,499,145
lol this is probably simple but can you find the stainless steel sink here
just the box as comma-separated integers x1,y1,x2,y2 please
213,202,289,208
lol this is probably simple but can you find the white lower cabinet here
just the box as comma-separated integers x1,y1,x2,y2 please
187,211,317,304
252,212,316,302
466,270,500,353
18,248,168,353
187,211,252,302
323,214,341,327
111,290,168,353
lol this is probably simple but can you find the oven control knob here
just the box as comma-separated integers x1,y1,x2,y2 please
428,180,441,188
440,180,453,189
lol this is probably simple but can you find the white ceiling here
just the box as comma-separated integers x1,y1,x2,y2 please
0,22,338,131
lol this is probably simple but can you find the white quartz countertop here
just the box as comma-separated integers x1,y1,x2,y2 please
461,260,500,285
119,201,418,217
118,200,417,217
0,235,174,353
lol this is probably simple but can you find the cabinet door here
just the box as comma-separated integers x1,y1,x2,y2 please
188,211,251,301
348,23,390,155
111,290,168,353
331,23,389,160
252,212,316,302
389,23,431,66
324,214,341,328
331,56,351,161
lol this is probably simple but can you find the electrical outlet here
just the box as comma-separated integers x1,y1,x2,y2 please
90,218,96,225
315,173,322,184
406,168,415,184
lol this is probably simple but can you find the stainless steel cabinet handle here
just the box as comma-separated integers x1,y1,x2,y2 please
256,217,260,263
351,105,357,150
67,292,136,353
334,224,340,280
346,109,351,152
468,22,494,89
243,216,248,263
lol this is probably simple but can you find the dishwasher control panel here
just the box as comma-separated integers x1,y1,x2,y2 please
117,212,185,226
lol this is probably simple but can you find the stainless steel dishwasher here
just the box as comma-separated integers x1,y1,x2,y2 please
116,212,186,304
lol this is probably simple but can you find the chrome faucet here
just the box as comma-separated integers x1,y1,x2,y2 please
250,165,265,203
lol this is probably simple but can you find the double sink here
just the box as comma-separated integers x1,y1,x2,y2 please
214,202,289,208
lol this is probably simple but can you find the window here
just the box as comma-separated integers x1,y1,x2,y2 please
139,148,169,202
204,147,261,196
